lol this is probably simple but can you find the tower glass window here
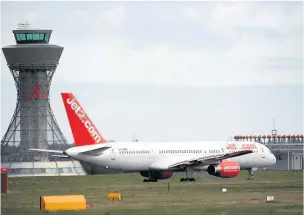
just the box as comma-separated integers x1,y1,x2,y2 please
26,33,33,40
44,33,50,43
14,31,52,44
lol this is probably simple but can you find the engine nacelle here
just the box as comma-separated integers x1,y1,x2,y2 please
140,171,174,180
207,161,240,178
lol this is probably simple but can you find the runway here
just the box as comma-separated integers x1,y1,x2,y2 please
1,170,302,215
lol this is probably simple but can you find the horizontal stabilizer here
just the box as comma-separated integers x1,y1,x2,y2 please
78,146,112,156
28,149,65,154
51,154,70,158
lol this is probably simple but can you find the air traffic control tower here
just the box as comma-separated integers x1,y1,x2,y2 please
1,23,86,177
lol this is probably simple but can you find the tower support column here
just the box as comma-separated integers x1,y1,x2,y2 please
1,24,87,177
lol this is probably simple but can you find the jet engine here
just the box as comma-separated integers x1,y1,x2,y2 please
207,161,240,178
140,171,174,180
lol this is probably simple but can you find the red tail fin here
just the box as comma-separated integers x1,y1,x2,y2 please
61,93,107,146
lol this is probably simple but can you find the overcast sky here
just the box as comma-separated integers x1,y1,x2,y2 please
1,1,303,143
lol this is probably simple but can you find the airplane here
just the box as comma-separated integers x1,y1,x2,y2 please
29,93,276,182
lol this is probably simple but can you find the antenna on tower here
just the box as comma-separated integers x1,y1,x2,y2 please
132,134,138,142
272,118,278,138
17,21,32,30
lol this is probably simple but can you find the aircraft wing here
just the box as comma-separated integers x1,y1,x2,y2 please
149,150,253,170
168,150,253,169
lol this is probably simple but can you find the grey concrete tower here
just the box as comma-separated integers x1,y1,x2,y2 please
1,24,86,176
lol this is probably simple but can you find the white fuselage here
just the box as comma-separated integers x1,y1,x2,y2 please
65,141,276,172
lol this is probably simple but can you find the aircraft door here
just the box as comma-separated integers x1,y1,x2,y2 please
110,148,116,160
259,145,266,158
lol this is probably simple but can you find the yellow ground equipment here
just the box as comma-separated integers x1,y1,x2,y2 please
107,192,122,201
40,195,86,211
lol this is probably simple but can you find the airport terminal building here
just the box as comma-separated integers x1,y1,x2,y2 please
234,132,303,170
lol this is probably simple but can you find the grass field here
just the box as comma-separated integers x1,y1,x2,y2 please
1,170,303,215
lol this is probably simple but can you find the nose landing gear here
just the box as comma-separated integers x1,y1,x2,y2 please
247,168,255,180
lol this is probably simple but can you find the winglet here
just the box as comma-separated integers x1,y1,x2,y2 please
61,93,107,146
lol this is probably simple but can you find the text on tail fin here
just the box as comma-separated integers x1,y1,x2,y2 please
61,93,107,146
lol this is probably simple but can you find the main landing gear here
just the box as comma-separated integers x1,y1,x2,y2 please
247,168,255,180
143,171,158,182
180,166,196,182
180,178,195,182
143,178,158,182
